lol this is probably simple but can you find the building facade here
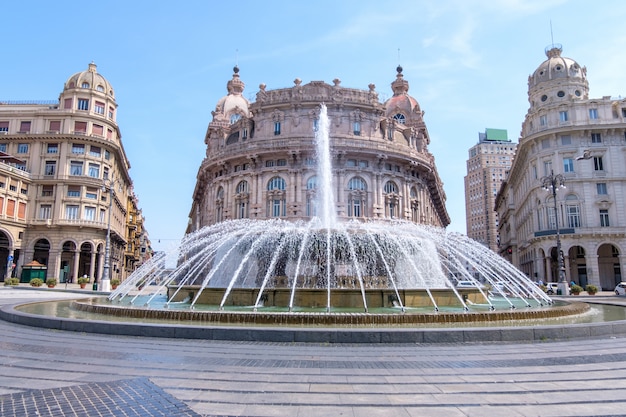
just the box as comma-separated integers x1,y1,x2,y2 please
188,66,450,232
496,45,626,290
464,128,516,251
0,63,151,284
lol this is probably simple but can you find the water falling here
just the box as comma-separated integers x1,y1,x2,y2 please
109,104,553,314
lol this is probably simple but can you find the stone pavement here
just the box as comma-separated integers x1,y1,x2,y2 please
1,287,626,416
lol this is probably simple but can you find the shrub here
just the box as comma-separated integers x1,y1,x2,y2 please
570,284,583,294
46,278,57,287
77,277,90,284
111,278,120,286
585,284,598,295
29,278,44,287
4,277,19,286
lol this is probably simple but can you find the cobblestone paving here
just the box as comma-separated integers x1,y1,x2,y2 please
2,288,626,416
0,378,200,417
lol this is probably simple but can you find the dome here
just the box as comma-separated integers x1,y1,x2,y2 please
528,45,589,107
384,65,421,122
64,62,115,98
213,66,250,122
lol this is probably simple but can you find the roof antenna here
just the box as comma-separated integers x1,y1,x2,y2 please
550,20,555,48
235,49,239,67
397,47,401,65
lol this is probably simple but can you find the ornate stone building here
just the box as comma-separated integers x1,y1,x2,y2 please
0,63,151,285
188,66,450,231
496,45,626,290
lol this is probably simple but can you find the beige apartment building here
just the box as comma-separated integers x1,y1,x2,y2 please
0,63,151,285
464,129,516,251
188,66,450,231
496,45,626,290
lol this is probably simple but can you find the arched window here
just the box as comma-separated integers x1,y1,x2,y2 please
347,177,367,217
393,113,406,124
383,181,400,218
410,186,419,223
235,181,249,219
216,187,224,223
267,177,286,217
306,176,318,216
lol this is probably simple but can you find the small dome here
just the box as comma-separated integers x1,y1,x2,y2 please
530,45,586,87
384,66,421,120
64,62,115,98
213,66,250,121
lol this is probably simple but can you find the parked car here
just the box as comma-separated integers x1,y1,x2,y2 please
615,282,626,296
456,280,485,289
545,283,559,295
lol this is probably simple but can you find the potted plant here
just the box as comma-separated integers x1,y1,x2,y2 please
29,278,43,287
77,276,90,289
111,278,120,289
4,277,19,286
585,284,598,295
570,284,583,295
46,278,57,288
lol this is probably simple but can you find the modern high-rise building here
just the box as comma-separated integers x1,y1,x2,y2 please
496,44,626,290
464,129,516,251
0,63,151,285
188,66,450,231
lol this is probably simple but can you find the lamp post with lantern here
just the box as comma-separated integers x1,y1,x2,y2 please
541,170,568,295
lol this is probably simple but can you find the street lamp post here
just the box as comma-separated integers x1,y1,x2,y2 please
541,170,568,295
101,179,116,292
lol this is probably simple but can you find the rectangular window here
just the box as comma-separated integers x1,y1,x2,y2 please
276,159,287,167
49,120,61,132
74,122,87,133
89,146,101,157
265,160,275,167
622,108,626,117
104,150,110,160
70,161,83,176
65,205,79,220
6,199,15,216
72,143,85,154
39,204,52,219
543,161,552,176
85,190,97,199
63,98,72,109
0,144,6,152
597,183,608,195
591,133,602,143
44,161,56,176
41,185,53,197
539,115,547,126
563,158,574,173
567,205,580,228
17,143,28,153
92,124,104,136
77,99,89,111
358,160,369,168
347,159,357,167
67,186,81,197
103,167,109,180
19,121,31,133
560,135,571,145
83,206,96,221
242,128,248,139
353,121,361,136
600,209,610,227
274,121,281,135
88,163,100,178
0,121,8,132
547,206,556,230
593,156,604,171
94,102,105,115
589,108,598,119
559,111,568,122
541,138,550,149
47,143,58,153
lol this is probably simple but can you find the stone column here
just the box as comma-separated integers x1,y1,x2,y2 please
586,254,601,288
72,250,80,283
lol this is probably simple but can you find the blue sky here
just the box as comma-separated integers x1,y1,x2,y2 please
2,0,625,251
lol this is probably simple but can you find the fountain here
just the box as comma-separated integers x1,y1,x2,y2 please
103,104,556,324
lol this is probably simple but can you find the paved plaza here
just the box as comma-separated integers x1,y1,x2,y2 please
1,287,626,416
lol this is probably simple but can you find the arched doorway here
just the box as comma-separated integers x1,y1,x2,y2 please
78,242,93,278
598,244,622,290
33,239,50,266
568,246,587,287
60,241,77,283
0,231,9,281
